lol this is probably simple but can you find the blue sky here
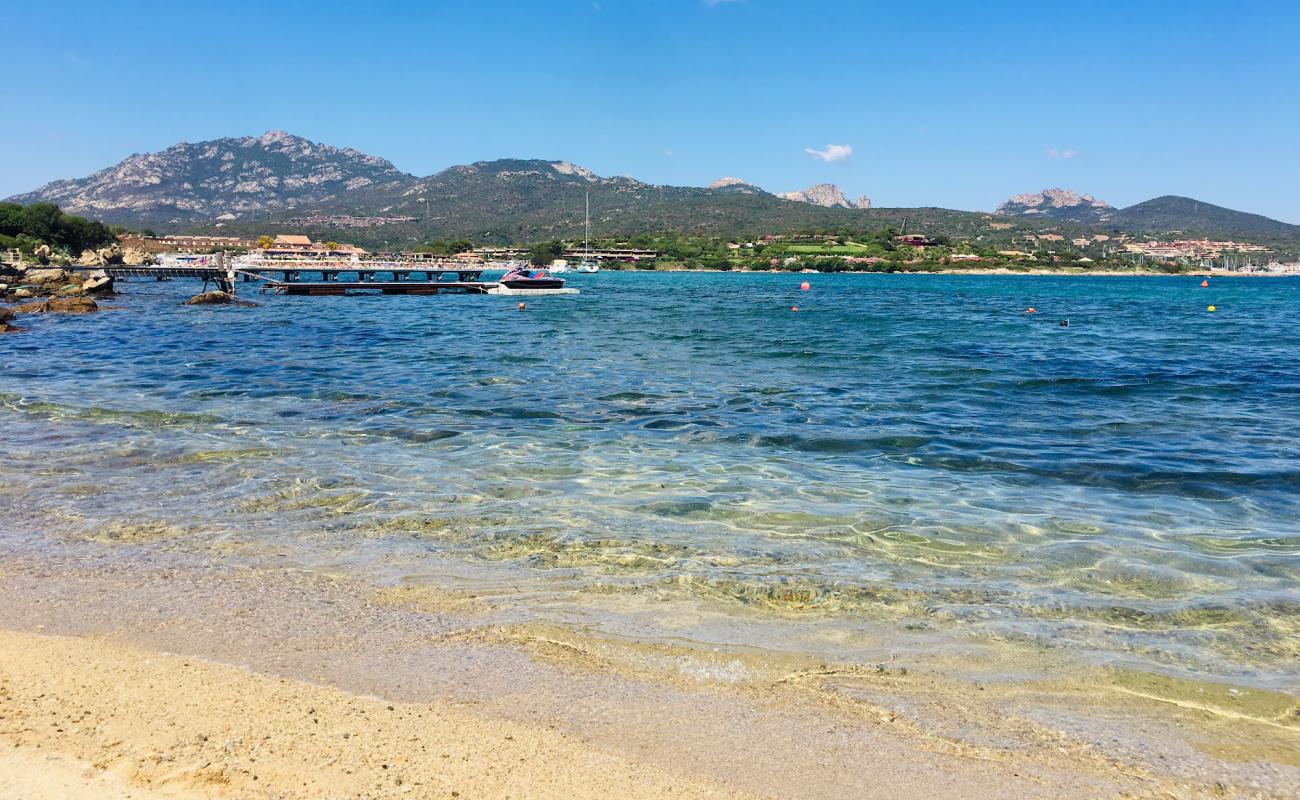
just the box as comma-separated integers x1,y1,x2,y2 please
5,0,1299,221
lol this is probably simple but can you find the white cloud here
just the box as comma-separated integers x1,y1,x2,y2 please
804,144,853,163
1045,148,1078,159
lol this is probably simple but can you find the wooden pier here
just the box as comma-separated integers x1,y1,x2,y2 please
269,280,494,296
65,255,578,297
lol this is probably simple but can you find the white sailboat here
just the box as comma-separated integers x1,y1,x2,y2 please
576,192,600,273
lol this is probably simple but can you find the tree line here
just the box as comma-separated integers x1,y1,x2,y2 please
0,202,117,255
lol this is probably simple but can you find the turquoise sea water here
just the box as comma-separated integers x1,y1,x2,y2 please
1,273,1297,688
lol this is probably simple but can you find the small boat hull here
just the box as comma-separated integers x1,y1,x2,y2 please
501,278,566,290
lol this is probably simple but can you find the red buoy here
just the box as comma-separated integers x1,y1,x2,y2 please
791,305,799,312
800,281,811,291
1201,280,1209,288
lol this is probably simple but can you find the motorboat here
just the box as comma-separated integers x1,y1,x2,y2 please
500,266,567,290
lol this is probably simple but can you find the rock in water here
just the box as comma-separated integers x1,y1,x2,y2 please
0,307,15,324
23,268,68,288
47,296,98,313
185,291,259,307
186,291,235,305
82,271,115,294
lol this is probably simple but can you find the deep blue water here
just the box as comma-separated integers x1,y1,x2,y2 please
2,272,1297,686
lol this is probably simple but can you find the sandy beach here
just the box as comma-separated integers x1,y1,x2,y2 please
0,554,1296,800
0,629,752,800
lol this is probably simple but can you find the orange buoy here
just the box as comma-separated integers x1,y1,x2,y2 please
800,281,811,291
517,302,526,311
1201,280,1209,288
791,305,799,312
1026,307,1037,314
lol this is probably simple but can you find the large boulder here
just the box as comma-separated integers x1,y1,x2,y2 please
80,246,123,266
47,296,98,314
186,291,235,305
11,289,34,299
121,247,153,266
23,268,67,288
82,270,114,294
185,291,257,307
0,306,14,324
32,244,52,264
14,300,50,313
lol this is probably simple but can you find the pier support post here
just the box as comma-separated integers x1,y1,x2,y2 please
215,251,236,295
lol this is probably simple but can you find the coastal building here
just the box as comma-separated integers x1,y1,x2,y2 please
259,235,367,257
119,234,257,253
474,246,658,262
1123,239,1272,260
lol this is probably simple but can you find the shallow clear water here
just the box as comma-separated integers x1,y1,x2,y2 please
2,272,1298,688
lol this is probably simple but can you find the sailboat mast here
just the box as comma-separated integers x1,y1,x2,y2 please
584,192,590,258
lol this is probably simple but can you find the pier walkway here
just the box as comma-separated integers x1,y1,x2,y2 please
68,255,497,296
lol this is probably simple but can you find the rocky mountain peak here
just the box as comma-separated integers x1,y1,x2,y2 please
778,183,853,209
710,177,749,189
997,188,1113,221
551,162,598,181
7,132,414,224
257,129,294,146
709,176,764,194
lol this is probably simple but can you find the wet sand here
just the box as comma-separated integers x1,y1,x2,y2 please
0,629,749,800
1,553,1296,800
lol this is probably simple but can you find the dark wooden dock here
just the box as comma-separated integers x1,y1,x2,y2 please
269,280,495,296
67,255,576,298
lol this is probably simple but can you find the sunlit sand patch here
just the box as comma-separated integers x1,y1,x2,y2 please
1101,669,1300,732
374,583,490,614
1043,559,1236,600
81,519,195,543
53,483,107,498
437,621,1226,787
840,522,1015,567
237,477,375,516
482,533,705,572
631,573,972,621
168,447,282,465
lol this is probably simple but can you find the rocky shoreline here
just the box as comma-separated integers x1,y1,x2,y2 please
0,265,113,331
0,243,157,331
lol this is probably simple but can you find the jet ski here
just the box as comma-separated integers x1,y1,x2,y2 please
500,267,566,290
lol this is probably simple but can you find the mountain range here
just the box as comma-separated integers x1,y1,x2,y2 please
9,132,1300,249
993,187,1300,245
